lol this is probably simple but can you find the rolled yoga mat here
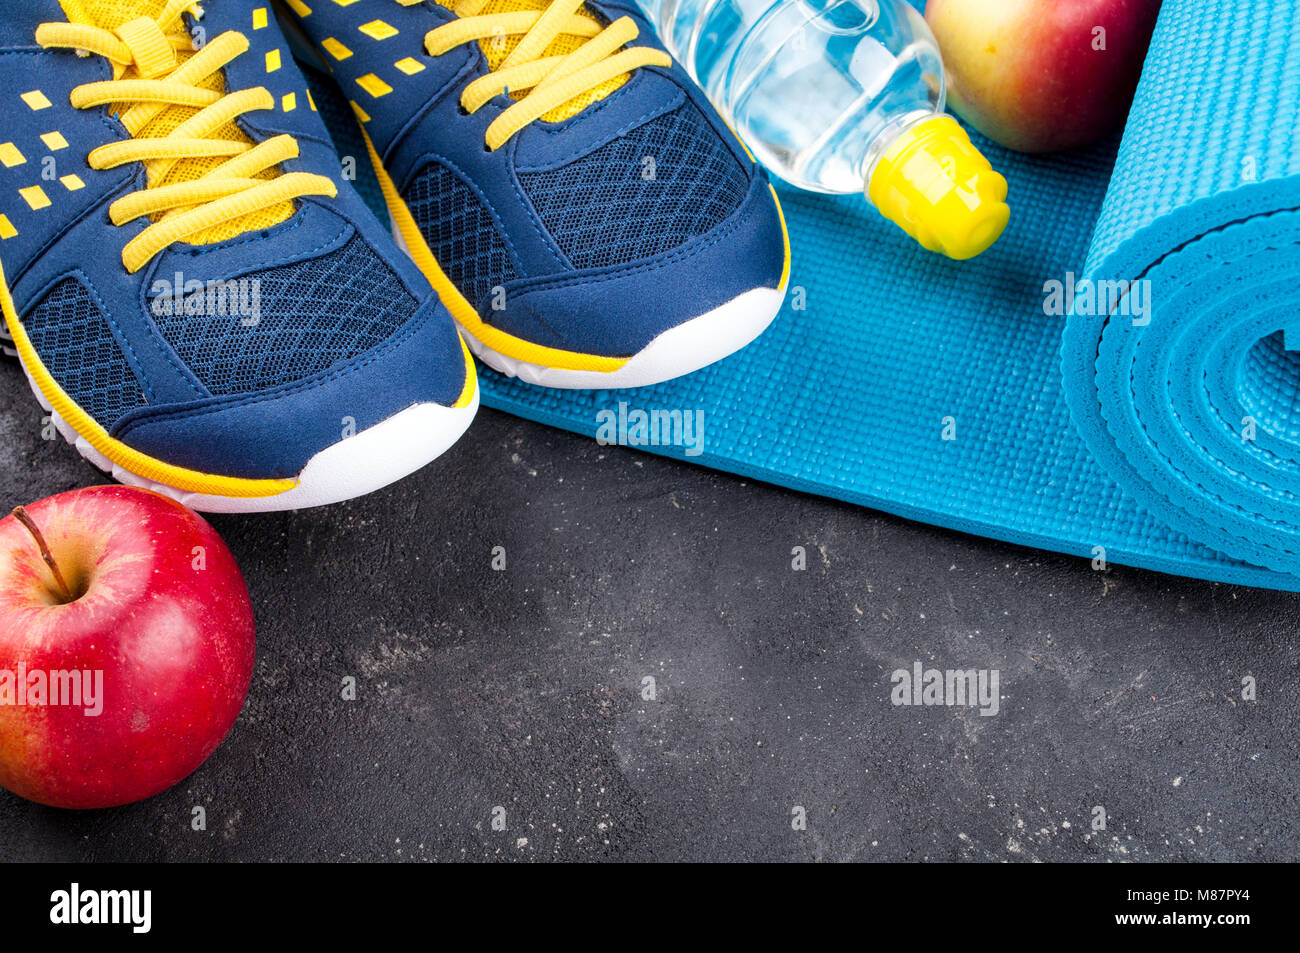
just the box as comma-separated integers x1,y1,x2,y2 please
1061,0,1300,581
311,0,1300,590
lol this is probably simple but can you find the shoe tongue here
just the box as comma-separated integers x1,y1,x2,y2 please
72,0,296,245
439,0,629,121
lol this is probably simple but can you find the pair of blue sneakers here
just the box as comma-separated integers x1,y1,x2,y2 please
0,0,789,512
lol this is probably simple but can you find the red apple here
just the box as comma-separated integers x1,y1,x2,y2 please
0,486,254,809
925,0,1163,153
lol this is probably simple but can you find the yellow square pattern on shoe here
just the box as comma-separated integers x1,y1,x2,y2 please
19,185,50,210
285,0,313,15
40,131,68,151
282,92,297,111
321,37,353,60
356,73,392,98
0,143,24,167
39,0,305,252
0,215,15,240
252,7,268,29
59,174,85,191
358,20,398,40
394,57,425,75
20,90,52,110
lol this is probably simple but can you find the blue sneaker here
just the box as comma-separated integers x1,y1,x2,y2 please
280,0,790,389
0,0,477,512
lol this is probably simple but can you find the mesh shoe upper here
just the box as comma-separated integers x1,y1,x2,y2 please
0,0,470,481
515,102,751,272
22,277,146,426
399,100,750,309
287,0,788,358
150,236,417,397
404,162,519,310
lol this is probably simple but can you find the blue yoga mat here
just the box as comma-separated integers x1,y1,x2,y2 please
313,0,1300,591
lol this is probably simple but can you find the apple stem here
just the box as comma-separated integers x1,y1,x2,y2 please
11,506,74,603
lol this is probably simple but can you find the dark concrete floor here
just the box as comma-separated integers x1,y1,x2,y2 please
1,360,1297,862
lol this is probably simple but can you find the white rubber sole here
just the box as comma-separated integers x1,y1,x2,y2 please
463,286,785,390
13,356,479,514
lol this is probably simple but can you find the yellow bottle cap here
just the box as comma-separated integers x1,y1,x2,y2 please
867,115,1010,261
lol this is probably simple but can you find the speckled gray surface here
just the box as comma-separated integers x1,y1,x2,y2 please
0,360,1297,862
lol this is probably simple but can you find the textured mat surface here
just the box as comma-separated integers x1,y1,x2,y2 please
312,0,1300,591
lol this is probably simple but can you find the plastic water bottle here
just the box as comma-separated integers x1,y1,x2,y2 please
636,0,1010,259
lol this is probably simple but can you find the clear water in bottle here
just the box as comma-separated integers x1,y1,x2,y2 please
636,0,1010,259
637,0,944,195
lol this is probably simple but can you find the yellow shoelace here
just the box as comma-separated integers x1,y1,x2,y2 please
37,0,336,273
425,0,671,150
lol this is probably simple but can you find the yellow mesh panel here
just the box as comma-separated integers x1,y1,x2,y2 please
439,0,629,122
80,0,164,27
79,0,293,243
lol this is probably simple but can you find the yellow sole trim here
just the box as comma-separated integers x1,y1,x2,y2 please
451,333,478,409
1,263,298,499
771,185,792,293
359,129,630,375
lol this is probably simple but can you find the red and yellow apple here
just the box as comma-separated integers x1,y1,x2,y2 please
925,0,1164,153
0,486,255,809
